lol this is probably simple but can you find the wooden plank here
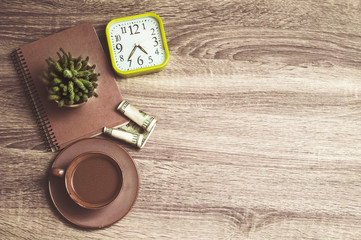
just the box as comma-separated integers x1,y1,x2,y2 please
1,0,361,239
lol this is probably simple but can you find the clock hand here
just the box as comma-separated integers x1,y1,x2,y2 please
128,45,138,61
137,45,148,55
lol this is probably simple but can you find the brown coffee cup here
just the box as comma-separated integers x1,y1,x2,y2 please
51,152,123,209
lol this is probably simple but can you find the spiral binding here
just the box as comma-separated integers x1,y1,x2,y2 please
11,48,60,152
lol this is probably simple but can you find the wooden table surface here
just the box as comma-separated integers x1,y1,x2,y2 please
1,0,361,239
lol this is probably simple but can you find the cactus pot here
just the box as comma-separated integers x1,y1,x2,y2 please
42,48,99,108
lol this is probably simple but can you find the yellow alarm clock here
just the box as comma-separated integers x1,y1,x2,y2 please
106,12,170,77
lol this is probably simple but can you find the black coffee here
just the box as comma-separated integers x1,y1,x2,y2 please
71,156,122,205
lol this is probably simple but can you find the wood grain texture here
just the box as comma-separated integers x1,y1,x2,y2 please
1,0,361,239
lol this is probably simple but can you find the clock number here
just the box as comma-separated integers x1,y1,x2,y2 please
119,55,124,62
148,56,153,64
129,24,140,35
121,27,127,34
137,56,144,65
115,43,123,53
142,23,146,30
128,59,132,67
152,37,158,47
115,34,121,42
155,49,159,55
151,28,155,35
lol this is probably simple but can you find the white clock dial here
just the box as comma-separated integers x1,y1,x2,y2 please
108,16,167,71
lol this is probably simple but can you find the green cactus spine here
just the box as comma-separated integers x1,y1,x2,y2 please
42,48,100,107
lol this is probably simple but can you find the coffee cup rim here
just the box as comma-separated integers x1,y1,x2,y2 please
65,151,123,209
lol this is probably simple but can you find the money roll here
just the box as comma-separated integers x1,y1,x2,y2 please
103,127,143,148
119,121,156,149
117,100,157,132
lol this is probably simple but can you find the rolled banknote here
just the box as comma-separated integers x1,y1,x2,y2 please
118,120,156,148
117,100,157,132
103,127,143,148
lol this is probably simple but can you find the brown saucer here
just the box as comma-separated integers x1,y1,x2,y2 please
48,138,139,228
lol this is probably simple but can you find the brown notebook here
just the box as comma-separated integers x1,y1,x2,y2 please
12,22,128,152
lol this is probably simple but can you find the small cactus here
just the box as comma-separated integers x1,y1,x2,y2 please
42,48,99,107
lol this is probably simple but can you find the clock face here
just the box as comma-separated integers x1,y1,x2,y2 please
107,15,168,73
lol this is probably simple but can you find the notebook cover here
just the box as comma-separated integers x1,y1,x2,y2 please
13,22,128,151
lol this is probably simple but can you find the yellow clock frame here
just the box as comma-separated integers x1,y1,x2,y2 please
106,12,170,77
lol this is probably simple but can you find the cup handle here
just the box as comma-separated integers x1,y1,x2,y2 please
51,168,65,177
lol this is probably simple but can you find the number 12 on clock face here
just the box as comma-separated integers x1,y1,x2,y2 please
106,13,170,77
